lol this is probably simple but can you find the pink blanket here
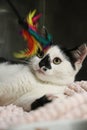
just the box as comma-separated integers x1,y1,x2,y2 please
0,81,87,130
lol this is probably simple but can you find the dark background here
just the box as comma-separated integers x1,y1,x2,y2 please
0,0,87,80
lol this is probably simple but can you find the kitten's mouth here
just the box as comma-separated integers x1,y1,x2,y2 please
37,69,45,75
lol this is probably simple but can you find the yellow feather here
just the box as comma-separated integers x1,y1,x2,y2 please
27,9,36,26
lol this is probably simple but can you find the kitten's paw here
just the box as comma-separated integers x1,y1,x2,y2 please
31,94,57,110
46,94,58,100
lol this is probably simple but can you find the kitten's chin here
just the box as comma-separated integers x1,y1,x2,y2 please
35,71,46,80
35,70,50,83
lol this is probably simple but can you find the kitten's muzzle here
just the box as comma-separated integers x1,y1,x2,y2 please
39,55,51,71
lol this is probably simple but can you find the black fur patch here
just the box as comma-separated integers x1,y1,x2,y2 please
39,55,51,70
51,42,76,69
31,95,52,110
61,48,76,69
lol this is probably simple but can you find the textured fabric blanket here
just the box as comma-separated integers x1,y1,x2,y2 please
0,81,87,130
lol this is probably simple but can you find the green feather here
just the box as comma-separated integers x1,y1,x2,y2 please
29,29,52,47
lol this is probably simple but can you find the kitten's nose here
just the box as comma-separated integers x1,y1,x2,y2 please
42,66,47,71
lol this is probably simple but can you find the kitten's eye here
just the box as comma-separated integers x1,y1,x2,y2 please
36,50,44,58
53,57,62,65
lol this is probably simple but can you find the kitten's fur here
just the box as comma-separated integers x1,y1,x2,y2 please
0,43,86,111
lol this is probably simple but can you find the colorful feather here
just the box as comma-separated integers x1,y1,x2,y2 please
29,28,52,47
14,10,52,58
14,30,42,58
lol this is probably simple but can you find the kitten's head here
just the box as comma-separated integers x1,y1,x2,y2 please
29,43,87,85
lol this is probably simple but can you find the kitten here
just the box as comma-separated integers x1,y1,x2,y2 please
0,43,86,111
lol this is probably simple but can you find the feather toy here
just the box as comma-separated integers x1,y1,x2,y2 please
14,29,42,58
14,10,52,58
14,10,42,58
7,0,52,58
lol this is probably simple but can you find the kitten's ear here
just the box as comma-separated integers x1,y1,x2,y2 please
71,44,87,64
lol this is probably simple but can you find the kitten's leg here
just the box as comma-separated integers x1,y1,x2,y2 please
14,93,56,111
14,94,40,111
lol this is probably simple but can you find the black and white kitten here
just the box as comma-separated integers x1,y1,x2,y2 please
0,43,86,111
